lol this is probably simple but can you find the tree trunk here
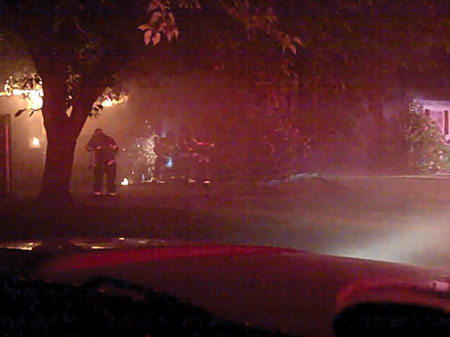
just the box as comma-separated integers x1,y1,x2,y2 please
35,70,108,203
19,21,111,204
39,125,78,203
37,77,86,204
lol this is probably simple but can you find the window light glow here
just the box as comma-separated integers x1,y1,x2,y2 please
30,136,41,148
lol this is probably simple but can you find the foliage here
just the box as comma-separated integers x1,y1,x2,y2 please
138,0,301,53
1,0,299,123
407,102,450,173
292,1,450,95
0,32,33,84
268,0,450,171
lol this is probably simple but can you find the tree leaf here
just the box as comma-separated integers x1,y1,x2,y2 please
289,44,296,55
144,29,153,45
151,12,162,23
152,32,161,45
14,109,26,117
148,1,159,12
168,12,175,24
293,37,303,46
138,24,151,31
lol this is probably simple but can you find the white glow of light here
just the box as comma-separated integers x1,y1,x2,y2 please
121,178,129,186
90,245,107,250
6,86,44,110
0,241,42,251
325,218,445,268
3,79,130,111
100,95,128,108
31,136,41,148
101,97,114,107
26,89,43,110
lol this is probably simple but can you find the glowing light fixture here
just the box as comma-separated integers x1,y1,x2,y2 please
121,177,129,186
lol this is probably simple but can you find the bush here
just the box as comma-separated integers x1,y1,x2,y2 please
406,104,450,173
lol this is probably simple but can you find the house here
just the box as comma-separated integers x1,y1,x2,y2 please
413,99,450,141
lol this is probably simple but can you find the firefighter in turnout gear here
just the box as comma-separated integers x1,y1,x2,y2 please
86,128,119,196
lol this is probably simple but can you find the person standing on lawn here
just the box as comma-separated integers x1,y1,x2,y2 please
86,128,119,196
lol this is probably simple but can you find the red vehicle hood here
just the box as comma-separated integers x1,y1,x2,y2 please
33,242,450,337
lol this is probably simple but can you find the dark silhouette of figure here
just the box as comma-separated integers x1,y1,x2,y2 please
86,128,119,195
153,135,175,183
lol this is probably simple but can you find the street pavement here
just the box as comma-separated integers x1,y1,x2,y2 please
2,175,450,271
